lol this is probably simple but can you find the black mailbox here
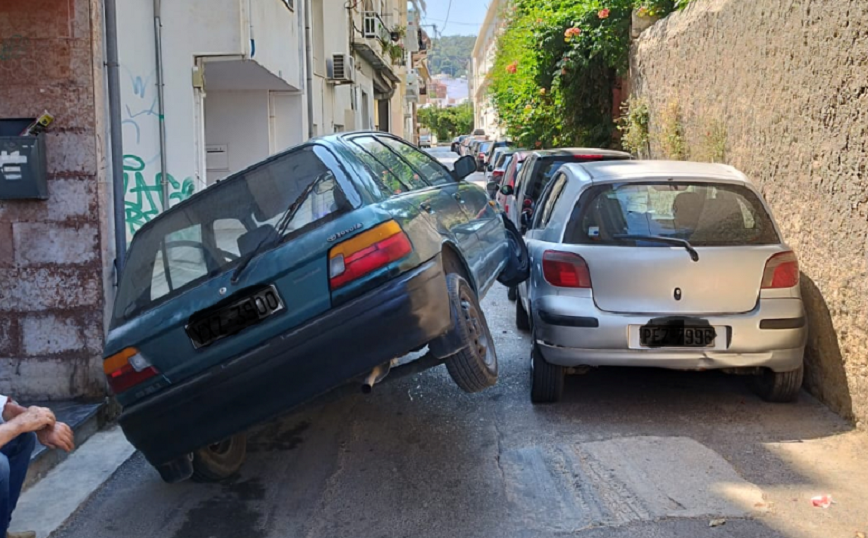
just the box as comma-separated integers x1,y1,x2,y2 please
0,135,48,200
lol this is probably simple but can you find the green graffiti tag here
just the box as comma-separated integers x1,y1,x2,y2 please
123,155,195,235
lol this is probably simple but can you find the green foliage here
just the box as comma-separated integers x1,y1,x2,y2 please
658,100,686,160
618,97,650,157
488,0,691,149
699,118,727,163
427,35,476,77
417,103,475,141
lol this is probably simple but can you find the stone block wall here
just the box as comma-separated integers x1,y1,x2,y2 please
0,0,113,399
631,0,868,425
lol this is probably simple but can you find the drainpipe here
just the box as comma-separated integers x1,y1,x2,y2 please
304,0,315,139
153,0,170,210
104,0,127,275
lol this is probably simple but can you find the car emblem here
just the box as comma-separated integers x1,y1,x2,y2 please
219,287,227,296
328,223,363,242
674,287,682,301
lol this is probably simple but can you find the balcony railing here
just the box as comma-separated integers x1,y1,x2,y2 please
363,11,391,43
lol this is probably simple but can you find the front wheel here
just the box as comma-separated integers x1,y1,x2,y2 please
444,274,498,393
749,364,803,403
191,433,247,482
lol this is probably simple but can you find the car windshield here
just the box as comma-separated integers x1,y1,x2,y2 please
564,182,780,247
112,146,348,325
479,142,492,153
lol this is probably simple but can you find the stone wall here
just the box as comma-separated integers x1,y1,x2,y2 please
631,0,868,425
0,0,113,399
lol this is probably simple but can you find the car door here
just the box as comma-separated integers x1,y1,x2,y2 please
374,135,502,289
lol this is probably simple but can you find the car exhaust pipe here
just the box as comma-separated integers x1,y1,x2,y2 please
361,360,397,393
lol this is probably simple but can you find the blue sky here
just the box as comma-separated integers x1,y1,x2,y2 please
420,0,487,36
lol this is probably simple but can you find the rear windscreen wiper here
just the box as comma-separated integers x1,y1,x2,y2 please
230,173,330,283
613,234,700,262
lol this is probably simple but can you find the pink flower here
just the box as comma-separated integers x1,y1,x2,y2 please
598,8,610,19
564,27,582,38
506,61,518,74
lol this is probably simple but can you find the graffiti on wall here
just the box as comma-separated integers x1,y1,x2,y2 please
0,35,29,62
124,155,194,235
121,68,198,236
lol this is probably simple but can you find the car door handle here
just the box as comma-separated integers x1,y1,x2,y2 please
453,192,464,203
420,202,434,213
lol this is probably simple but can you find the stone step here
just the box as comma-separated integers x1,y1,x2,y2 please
21,399,109,490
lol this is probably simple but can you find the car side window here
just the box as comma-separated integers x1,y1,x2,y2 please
151,225,208,300
377,136,455,186
350,136,429,194
348,142,405,198
515,156,534,196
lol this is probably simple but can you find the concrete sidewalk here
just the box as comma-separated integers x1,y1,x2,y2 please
9,426,136,538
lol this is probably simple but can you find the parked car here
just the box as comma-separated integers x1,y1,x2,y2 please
460,136,484,156
451,135,468,153
486,151,515,198
486,146,513,177
104,132,528,484
484,141,511,170
504,148,633,233
419,133,432,148
476,141,493,171
517,160,807,404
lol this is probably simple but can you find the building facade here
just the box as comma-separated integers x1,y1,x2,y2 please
471,0,506,137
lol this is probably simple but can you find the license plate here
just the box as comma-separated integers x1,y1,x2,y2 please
187,286,284,349
639,326,716,348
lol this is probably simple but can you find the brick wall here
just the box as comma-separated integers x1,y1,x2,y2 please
631,0,868,426
0,0,112,399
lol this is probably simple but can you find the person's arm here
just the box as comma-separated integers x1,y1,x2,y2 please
2,396,28,422
0,406,56,449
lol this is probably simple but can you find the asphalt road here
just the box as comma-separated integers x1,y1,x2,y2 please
54,147,867,538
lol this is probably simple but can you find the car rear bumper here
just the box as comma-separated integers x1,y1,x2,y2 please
119,257,451,467
532,295,806,372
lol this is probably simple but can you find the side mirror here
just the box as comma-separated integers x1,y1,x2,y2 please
500,184,514,196
452,155,477,180
487,164,494,172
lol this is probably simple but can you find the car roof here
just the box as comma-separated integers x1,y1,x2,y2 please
530,148,633,159
566,160,751,184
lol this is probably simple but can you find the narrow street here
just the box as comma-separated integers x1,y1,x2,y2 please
51,150,867,538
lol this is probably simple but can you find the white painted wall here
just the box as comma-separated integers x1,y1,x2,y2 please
270,92,307,151
117,0,304,236
203,91,271,184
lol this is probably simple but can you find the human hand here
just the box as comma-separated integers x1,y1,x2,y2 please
13,406,56,434
36,422,75,452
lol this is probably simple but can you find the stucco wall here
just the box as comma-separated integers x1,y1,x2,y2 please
631,0,868,425
0,0,112,399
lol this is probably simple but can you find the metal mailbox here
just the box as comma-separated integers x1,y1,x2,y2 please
0,135,48,200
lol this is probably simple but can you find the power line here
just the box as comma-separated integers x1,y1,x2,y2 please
441,0,453,34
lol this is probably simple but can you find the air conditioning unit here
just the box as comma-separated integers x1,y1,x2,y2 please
327,54,355,84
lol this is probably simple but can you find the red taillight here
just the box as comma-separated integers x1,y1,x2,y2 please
478,153,485,159
329,221,412,289
574,154,605,160
493,170,504,178
103,348,159,394
761,251,799,289
542,250,592,288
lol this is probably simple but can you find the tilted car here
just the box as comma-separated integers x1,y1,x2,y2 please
517,160,807,404
104,132,528,484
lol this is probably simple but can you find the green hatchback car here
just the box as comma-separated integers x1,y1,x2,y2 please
104,132,526,483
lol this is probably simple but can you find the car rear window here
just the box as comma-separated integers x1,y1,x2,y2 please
112,146,350,325
564,182,780,247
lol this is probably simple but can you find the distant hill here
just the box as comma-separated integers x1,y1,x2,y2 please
427,35,476,78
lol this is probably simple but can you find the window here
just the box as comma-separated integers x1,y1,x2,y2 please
349,136,429,192
563,182,780,247
213,218,247,258
377,136,454,186
533,172,568,229
150,226,208,301
350,144,402,199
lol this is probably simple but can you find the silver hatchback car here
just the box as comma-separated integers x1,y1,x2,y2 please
518,161,807,404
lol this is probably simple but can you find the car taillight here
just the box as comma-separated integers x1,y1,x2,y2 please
542,250,592,288
103,347,158,394
761,251,799,288
493,170,504,178
574,155,605,160
329,220,412,289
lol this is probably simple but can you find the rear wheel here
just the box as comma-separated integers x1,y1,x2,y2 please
507,286,517,302
444,274,498,393
749,365,803,403
515,295,530,332
191,434,247,482
531,345,564,403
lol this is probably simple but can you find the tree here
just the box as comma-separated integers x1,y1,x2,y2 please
427,35,476,77
418,103,474,140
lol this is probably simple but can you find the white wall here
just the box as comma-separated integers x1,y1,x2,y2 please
270,92,307,151
117,0,303,236
203,91,271,184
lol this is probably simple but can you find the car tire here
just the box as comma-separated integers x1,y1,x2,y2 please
444,273,499,393
507,285,517,302
191,433,247,482
515,295,530,332
531,344,564,404
749,364,804,403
